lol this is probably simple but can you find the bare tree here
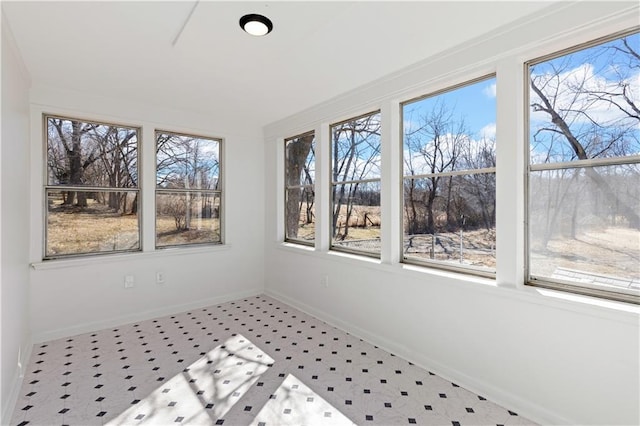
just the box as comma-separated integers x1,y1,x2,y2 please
48,118,98,206
285,134,314,239
332,114,381,240
530,34,640,235
404,101,466,234
459,137,496,231
89,126,137,212
156,133,220,231
47,118,138,214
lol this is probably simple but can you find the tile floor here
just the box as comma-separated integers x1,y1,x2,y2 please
11,295,536,425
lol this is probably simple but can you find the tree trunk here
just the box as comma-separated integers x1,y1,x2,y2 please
445,175,455,231
285,134,314,239
408,180,418,234
531,79,640,229
426,177,438,234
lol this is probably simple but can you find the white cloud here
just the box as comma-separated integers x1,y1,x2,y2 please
530,63,640,126
480,123,496,139
483,83,496,99
403,132,495,175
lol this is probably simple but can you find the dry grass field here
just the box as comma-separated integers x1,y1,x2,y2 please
292,203,382,241
530,227,640,280
47,201,139,256
156,216,220,247
294,203,637,279
49,198,638,282
47,199,220,256
292,222,315,241
404,228,496,269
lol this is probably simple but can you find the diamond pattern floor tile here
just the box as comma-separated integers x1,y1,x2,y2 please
10,295,536,426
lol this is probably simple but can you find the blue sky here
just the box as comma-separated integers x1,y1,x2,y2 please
529,32,639,162
403,76,497,143
401,31,639,165
308,30,639,178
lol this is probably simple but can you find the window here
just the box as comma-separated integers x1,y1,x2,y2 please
156,131,222,248
330,111,381,256
527,30,640,303
44,115,140,258
402,77,497,276
284,131,316,245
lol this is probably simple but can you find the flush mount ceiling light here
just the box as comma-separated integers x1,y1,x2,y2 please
239,13,273,36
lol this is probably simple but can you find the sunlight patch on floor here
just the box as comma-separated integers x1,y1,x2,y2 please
106,334,273,425
250,374,356,426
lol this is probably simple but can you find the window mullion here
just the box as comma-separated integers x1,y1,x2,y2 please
142,125,156,252
381,100,400,264
495,58,526,288
316,123,331,252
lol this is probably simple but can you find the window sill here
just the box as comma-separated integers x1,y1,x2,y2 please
401,262,497,287
281,242,316,252
31,244,232,270
274,242,639,323
520,285,640,322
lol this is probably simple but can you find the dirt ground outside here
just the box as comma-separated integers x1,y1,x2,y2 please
47,199,220,256
49,198,638,283
292,203,637,282
47,201,140,256
156,215,220,247
404,228,496,269
530,227,640,281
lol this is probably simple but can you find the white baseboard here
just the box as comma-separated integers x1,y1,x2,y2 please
265,288,572,426
2,341,33,426
32,288,263,343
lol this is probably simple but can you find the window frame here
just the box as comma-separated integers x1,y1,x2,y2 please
524,28,640,304
399,75,497,278
284,130,316,247
330,110,382,258
42,113,142,260
155,129,224,249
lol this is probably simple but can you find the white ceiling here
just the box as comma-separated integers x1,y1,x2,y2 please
2,1,556,127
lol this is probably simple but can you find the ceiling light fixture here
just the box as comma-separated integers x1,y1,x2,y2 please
239,13,273,36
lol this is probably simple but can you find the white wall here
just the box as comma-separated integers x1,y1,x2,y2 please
263,3,640,425
1,13,32,424
27,86,265,342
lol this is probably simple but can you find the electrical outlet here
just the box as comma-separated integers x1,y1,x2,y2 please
321,275,329,288
124,275,135,289
156,272,166,285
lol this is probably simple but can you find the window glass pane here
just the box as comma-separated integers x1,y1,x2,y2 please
46,190,139,257
403,174,496,271
285,187,315,242
285,133,315,244
285,134,315,187
330,111,381,257
331,180,381,254
47,117,138,187
403,78,496,176
402,77,496,274
332,112,381,181
529,32,640,165
156,132,220,190
156,192,221,247
529,164,639,295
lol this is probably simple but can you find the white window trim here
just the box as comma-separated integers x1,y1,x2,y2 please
283,130,316,247
399,74,498,278
265,8,639,306
30,105,229,265
154,129,225,250
523,28,640,304
329,110,382,258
